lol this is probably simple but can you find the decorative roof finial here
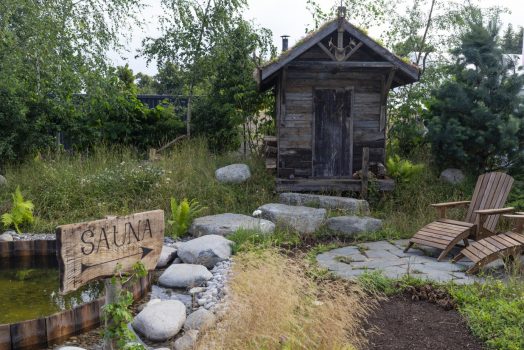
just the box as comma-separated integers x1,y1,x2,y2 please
337,5,346,19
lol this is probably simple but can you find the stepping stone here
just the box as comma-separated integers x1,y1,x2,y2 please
326,216,383,237
279,193,369,214
215,164,251,183
256,203,326,234
177,235,233,268
132,300,186,341
158,264,212,288
189,213,275,237
156,245,177,268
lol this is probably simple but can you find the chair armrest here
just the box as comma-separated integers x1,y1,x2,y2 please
431,201,471,219
475,207,515,215
431,201,471,208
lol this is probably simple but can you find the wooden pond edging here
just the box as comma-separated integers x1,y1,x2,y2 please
0,240,152,350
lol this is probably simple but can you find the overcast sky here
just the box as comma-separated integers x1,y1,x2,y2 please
111,0,524,75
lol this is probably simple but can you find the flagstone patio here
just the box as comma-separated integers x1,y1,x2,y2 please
316,239,518,284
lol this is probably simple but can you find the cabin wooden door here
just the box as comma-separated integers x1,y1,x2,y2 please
313,88,352,178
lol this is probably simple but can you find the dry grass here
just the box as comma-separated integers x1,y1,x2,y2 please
197,249,372,350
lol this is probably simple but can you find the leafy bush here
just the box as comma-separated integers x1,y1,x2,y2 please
1,186,34,233
386,155,424,182
168,198,206,238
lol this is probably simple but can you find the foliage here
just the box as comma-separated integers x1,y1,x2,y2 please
425,13,524,172
168,197,206,238
136,62,185,95
1,186,34,233
192,19,275,151
450,277,524,349
386,155,424,182
0,0,143,162
102,262,148,350
227,228,301,254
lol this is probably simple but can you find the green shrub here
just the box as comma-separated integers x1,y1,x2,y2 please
168,198,205,238
1,186,34,233
386,155,424,182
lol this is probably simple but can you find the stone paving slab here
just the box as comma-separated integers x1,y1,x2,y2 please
316,240,519,284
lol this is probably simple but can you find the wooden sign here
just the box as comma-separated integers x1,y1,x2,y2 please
57,210,164,294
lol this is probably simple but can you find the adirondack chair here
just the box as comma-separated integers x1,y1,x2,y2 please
404,172,515,261
453,213,524,274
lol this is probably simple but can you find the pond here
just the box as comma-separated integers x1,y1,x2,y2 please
0,256,104,324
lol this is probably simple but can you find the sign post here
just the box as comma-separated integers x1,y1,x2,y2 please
56,210,164,349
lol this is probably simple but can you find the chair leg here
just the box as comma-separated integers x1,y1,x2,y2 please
452,252,465,263
463,238,469,247
466,263,480,275
404,242,414,253
437,245,455,261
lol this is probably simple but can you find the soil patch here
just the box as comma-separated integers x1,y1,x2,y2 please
364,294,484,350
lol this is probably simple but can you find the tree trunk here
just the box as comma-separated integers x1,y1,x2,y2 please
416,0,437,66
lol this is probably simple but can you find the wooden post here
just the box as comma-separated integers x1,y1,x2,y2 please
103,278,121,350
361,147,369,199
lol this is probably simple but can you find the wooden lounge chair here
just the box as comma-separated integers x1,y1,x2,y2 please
404,172,515,261
453,213,524,274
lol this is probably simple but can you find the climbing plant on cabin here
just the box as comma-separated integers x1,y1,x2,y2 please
1,186,34,233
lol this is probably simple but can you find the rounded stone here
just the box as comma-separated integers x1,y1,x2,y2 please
177,235,233,268
132,300,186,341
215,164,251,184
173,329,199,350
0,232,13,242
159,264,213,288
189,213,275,237
440,168,465,185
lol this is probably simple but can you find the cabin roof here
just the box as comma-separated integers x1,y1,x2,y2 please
256,18,420,90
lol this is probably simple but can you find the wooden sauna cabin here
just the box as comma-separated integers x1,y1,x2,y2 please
255,10,420,193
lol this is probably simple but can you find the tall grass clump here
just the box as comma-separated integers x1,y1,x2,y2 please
197,249,372,350
0,138,276,232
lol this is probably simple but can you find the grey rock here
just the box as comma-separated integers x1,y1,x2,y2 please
215,164,251,184
127,322,147,347
153,348,171,350
57,347,87,350
279,193,369,214
440,168,465,185
0,232,13,242
326,216,383,236
0,175,6,186
156,245,178,268
173,257,182,264
151,285,193,311
132,300,186,341
177,235,233,268
256,203,326,234
159,264,213,288
184,308,216,331
173,329,199,350
189,213,275,237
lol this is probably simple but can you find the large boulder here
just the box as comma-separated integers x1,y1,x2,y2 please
440,168,465,185
279,193,370,214
158,264,213,288
326,216,383,237
177,235,233,268
215,164,251,184
256,203,326,234
0,175,7,186
189,213,275,237
184,308,216,331
156,245,177,268
132,300,186,341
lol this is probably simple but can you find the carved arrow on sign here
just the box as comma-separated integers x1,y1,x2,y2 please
80,246,154,273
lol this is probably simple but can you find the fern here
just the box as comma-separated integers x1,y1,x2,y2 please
1,186,35,233
168,198,205,238
386,155,424,183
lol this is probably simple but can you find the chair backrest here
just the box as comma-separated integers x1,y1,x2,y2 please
464,172,514,232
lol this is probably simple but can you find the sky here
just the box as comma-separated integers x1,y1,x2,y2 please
110,0,524,76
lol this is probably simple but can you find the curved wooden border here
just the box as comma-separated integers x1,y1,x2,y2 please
0,240,152,350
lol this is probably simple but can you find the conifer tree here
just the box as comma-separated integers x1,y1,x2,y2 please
426,14,524,172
